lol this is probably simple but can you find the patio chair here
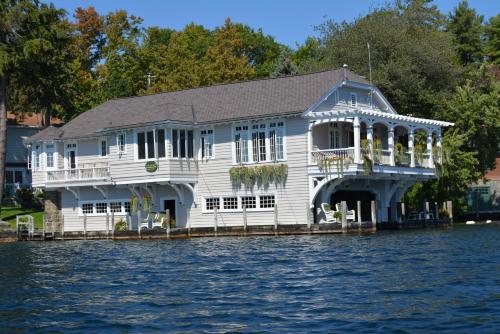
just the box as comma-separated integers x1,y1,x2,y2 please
320,203,336,223
335,203,356,222
140,212,156,230
151,213,164,229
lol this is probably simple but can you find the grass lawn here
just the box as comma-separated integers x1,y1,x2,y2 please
0,206,44,229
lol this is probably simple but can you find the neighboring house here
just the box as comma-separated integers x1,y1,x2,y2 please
466,156,500,215
4,112,62,196
26,68,453,231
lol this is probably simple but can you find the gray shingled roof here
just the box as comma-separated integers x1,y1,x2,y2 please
28,68,368,141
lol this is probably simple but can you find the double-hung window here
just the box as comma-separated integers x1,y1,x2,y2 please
201,129,214,159
45,144,55,169
100,139,107,157
234,126,249,163
269,122,284,161
33,145,40,171
137,129,165,160
117,134,126,154
172,129,194,159
252,124,267,162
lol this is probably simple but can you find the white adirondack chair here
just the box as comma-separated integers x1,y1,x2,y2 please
335,204,356,222
321,203,336,223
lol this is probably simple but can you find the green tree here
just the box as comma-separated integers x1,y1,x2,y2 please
0,0,75,207
446,0,484,65
484,14,500,64
271,46,298,77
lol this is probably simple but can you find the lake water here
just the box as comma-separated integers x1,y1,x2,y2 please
1,224,499,333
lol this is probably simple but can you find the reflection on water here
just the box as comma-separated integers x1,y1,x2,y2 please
0,225,499,333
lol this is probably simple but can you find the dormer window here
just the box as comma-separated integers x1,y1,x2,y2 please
350,93,357,107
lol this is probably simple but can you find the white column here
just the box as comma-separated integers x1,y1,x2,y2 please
427,132,434,168
353,116,361,164
408,130,415,168
436,132,442,164
367,125,374,159
307,122,313,165
388,127,395,166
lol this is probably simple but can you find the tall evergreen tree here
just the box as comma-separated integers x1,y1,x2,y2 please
484,14,500,64
447,0,484,65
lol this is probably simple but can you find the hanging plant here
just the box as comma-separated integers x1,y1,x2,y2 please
130,195,140,213
360,139,373,175
142,194,152,213
414,144,425,166
373,139,383,163
229,164,288,188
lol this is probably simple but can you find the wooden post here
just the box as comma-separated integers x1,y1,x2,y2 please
61,214,65,240
243,205,247,232
111,212,115,238
425,201,430,220
447,200,453,223
357,200,362,230
434,202,438,220
341,201,347,231
83,213,87,239
137,211,142,238
106,212,110,238
274,204,278,231
127,214,131,231
371,200,377,229
401,202,406,222
187,207,191,236
306,203,311,230
214,206,218,234
165,209,170,238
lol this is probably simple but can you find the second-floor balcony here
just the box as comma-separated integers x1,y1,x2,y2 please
46,163,111,184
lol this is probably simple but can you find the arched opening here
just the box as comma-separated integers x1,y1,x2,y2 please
394,125,410,166
330,190,376,221
312,121,355,150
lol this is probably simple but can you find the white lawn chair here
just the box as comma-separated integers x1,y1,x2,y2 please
321,203,336,223
151,213,164,229
335,204,356,222
140,212,156,230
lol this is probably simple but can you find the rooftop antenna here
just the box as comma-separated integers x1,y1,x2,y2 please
144,72,156,90
367,42,373,108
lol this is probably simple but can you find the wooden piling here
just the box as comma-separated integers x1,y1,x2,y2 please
274,204,278,231
61,214,65,240
401,202,406,221
214,206,218,235
165,209,170,238
425,201,430,220
447,200,453,223
306,203,311,230
111,212,115,238
137,211,142,238
243,205,247,232
106,212,110,238
357,200,362,230
371,200,377,230
341,201,347,231
83,214,87,239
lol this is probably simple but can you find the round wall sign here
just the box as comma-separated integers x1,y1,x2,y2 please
145,161,158,173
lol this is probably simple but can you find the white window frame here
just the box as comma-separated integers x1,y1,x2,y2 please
202,194,276,213
171,128,195,160
64,142,78,170
44,142,57,171
135,128,167,162
200,128,214,160
117,133,126,155
78,199,131,216
350,92,358,107
232,120,286,165
99,138,108,158
32,144,41,171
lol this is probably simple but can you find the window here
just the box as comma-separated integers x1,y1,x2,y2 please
350,93,357,107
241,196,256,209
223,197,238,210
5,171,13,184
205,197,220,211
82,203,93,215
118,134,126,154
201,129,214,159
124,202,131,213
100,139,107,157
172,129,195,159
96,202,107,214
270,122,284,161
46,144,55,168
157,129,165,158
235,126,249,163
137,130,165,160
14,171,22,183
260,195,275,209
146,131,154,159
110,202,122,213
330,130,340,149
33,145,40,171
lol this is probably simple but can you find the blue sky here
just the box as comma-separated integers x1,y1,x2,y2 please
50,0,499,48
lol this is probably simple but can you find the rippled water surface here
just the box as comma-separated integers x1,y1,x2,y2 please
1,224,499,333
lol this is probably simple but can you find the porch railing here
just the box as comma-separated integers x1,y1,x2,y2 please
46,166,111,183
311,148,355,163
376,149,391,165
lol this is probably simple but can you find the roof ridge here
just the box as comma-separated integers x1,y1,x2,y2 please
109,67,351,102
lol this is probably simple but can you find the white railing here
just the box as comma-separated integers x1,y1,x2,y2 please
311,148,355,163
375,149,391,165
46,167,110,183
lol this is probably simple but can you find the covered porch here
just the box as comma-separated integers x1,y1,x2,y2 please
308,110,452,170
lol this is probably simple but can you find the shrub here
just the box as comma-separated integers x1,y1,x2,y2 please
114,219,128,232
